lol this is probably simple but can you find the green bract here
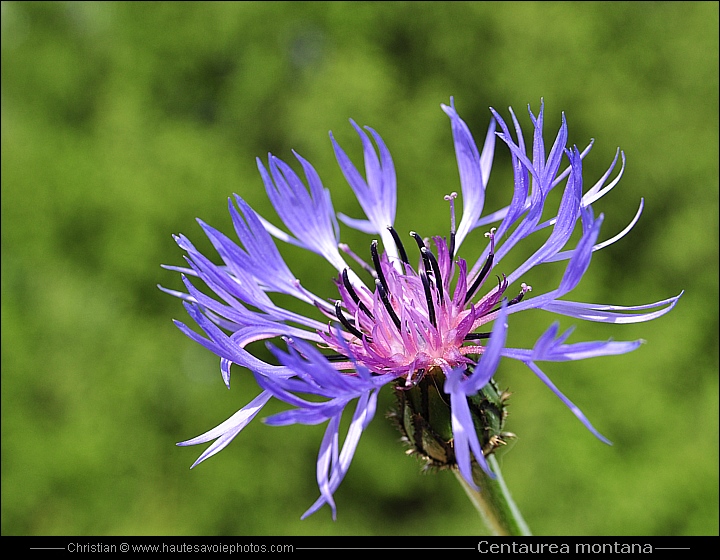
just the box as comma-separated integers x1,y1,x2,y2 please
393,367,513,471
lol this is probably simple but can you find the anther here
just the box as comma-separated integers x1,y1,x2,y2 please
421,247,444,303
339,243,376,278
341,268,374,319
386,226,410,266
464,229,497,304
508,283,532,306
489,281,528,314
325,353,351,362
420,271,437,328
411,231,433,275
370,240,389,294
409,231,426,252
334,301,365,340
444,192,458,260
465,254,493,304
376,280,401,330
464,332,492,341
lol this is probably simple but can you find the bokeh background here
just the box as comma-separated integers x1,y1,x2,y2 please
2,1,717,537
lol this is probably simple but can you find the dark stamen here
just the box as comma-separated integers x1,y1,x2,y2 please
421,247,444,303
464,250,494,304
410,231,426,252
489,285,528,315
464,332,492,340
411,231,433,276
448,231,456,262
341,269,374,319
325,353,351,362
339,243,377,278
376,280,401,330
387,226,410,266
444,192,458,263
420,271,437,328
334,301,365,340
370,240,389,293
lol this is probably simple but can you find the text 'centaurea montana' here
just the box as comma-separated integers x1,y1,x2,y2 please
162,99,681,522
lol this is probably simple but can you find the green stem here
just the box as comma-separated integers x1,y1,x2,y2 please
454,454,532,536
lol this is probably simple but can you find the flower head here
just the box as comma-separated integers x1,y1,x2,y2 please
162,98,681,519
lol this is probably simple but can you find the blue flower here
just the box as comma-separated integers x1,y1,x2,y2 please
162,99,681,519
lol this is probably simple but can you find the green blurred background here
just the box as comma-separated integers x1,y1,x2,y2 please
2,1,717,536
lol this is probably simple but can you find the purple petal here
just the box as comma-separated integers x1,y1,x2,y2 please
441,98,496,250
524,361,612,445
177,391,272,467
547,198,644,263
464,301,508,394
176,303,292,379
541,292,683,324
302,390,379,519
331,121,397,258
505,147,583,284
445,369,493,490
257,155,346,271
502,322,642,363
583,149,626,206
313,415,341,519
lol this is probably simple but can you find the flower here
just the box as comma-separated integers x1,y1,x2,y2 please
162,98,682,520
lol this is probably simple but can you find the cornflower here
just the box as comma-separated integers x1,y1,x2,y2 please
162,99,681,525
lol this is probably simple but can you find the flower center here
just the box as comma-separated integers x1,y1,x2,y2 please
321,225,530,387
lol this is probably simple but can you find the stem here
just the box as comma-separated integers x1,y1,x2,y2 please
454,454,532,536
